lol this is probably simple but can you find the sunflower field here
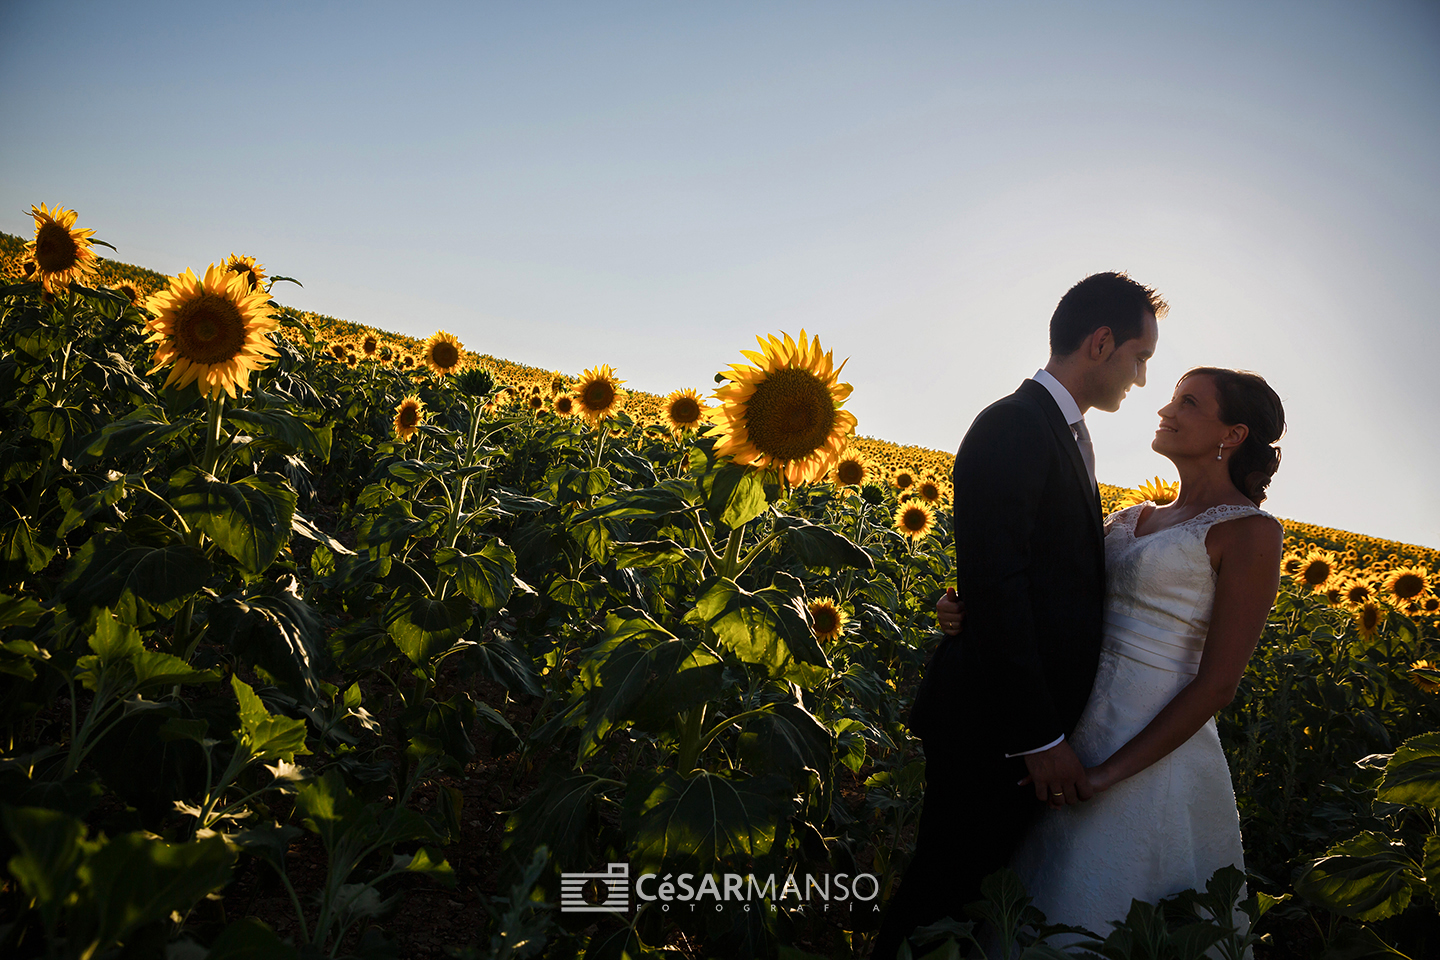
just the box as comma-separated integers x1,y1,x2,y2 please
0,211,1437,960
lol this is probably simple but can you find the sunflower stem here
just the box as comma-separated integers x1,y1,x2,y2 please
201,394,225,477
719,522,745,580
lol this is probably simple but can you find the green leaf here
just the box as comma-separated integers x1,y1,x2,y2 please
572,483,695,522
171,467,296,575
700,461,769,530
76,407,193,464
225,406,331,460
0,505,55,578
684,576,830,685
397,846,456,885
56,475,129,538
80,831,235,954
623,768,792,877
1377,731,1440,809
207,582,327,704
1316,923,1414,960
435,538,516,614
502,774,612,880
2,806,92,934
58,530,209,621
354,499,440,554
1296,831,1422,921
775,516,875,570
0,592,45,628
291,510,355,555
611,539,695,570
206,917,299,960
384,593,473,668
1424,835,1440,904
736,700,834,786
231,676,310,763
547,465,612,504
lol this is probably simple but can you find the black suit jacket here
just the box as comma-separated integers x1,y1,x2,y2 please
910,378,1106,756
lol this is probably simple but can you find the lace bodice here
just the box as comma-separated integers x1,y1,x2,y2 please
1102,501,1273,657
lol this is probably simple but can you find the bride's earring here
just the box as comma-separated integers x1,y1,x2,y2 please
1216,443,1224,461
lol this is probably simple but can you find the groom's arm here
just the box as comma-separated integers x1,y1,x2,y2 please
953,401,1065,756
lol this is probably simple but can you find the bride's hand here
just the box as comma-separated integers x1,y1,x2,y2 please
1085,764,1119,793
935,588,964,636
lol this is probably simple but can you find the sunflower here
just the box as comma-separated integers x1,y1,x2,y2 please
108,278,147,306
23,203,99,294
553,394,576,417
914,475,943,503
550,372,569,396
1424,597,1440,615
1118,477,1180,510
708,330,857,486
1321,584,1345,606
832,452,869,488
663,388,707,432
393,395,425,441
1281,553,1306,578
894,501,936,540
222,253,267,291
1407,660,1440,694
1341,578,1376,607
361,332,379,358
423,330,464,376
527,393,545,412
1297,550,1340,591
892,469,917,492
142,263,279,400
808,598,847,642
575,364,626,423
1383,566,1430,604
1354,601,1385,639
328,343,347,361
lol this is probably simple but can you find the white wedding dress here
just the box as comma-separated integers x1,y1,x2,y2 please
1010,500,1271,941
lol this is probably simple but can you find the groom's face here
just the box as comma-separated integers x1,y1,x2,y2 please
1092,311,1159,412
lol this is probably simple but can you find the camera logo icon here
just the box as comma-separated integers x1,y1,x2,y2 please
560,862,630,913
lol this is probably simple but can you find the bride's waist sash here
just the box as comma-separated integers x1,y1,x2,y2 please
1102,609,1205,675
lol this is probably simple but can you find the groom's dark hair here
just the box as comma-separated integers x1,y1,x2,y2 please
1050,272,1168,357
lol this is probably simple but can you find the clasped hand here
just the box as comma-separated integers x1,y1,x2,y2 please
1017,741,1098,808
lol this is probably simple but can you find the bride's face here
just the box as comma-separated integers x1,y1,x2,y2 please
1153,375,1231,457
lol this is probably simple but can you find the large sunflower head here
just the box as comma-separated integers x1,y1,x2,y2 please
393,395,425,441
894,501,936,540
1383,566,1430,604
553,393,576,417
1298,550,1340,591
1355,601,1385,639
1118,477,1180,510
142,263,279,400
423,330,464,376
914,475,944,504
832,452,870,488
708,330,857,486
222,253,267,291
663,388,707,433
891,469,917,493
575,364,626,423
807,598,847,642
24,203,99,294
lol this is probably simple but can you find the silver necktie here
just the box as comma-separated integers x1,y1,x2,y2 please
1073,417,1097,490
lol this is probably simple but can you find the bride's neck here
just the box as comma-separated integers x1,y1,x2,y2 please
1167,458,1242,510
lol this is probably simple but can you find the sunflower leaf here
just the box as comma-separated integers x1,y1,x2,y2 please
774,516,874,571
1377,731,1440,809
1295,831,1422,921
685,576,830,686
170,468,296,576
622,768,792,877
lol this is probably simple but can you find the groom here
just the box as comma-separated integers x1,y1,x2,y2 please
872,272,1165,959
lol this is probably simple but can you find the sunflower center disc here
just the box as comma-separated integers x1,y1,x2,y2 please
743,367,835,461
175,293,247,365
583,383,614,410
1394,574,1423,599
670,398,699,424
35,224,79,272
431,343,459,369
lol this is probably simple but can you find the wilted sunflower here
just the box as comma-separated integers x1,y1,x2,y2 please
423,330,464,376
393,395,425,441
143,263,279,400
24,203,99,294
223,253,267,291
894,501,936,540
832,452,869,488
808,598,847,642
1354,601,1385,639
1297,550,1340,591
663,388,707,432
575,364,626,423
553,394,576,417
1118,477,1181,509
550,372,569,395
1407,659,1440,694
709,330,857,486
1383,566,1430,603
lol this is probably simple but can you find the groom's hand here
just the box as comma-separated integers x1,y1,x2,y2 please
935,588,964,635
1019,741,1093,807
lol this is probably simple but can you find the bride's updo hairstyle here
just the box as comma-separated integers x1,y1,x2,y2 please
1182,367,1285,506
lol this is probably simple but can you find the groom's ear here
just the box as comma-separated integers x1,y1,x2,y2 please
1086,326,1115,362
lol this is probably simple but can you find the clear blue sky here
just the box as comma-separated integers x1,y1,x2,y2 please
3,1,1437,547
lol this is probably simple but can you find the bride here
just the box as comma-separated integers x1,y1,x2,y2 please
939,365,1285,938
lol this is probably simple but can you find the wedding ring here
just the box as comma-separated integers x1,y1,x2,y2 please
1050,791,1064,797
